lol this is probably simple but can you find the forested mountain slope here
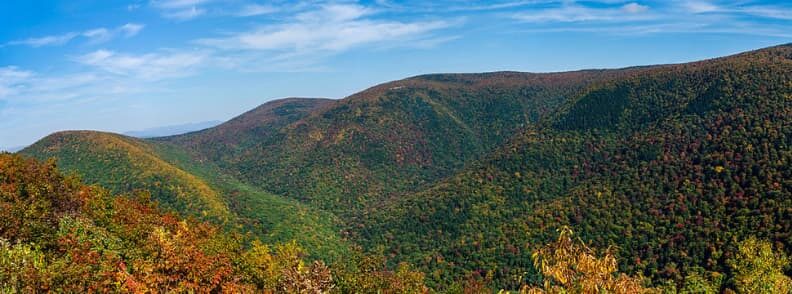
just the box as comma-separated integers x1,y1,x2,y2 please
162,71,634,214
23,131,231,221
0,153,437,292
21,131,352,262
357,44,792,289
160,97,334,161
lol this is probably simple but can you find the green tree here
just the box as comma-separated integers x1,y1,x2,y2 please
679,267,722,294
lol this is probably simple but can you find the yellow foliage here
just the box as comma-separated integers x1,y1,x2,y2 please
241,241,333,293
521,227,657,294
309,130,325,142
728,237,792,294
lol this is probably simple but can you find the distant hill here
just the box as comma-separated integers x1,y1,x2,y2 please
22,131,352,262
21,44,792,291
124,120,223,138
24,131,232,220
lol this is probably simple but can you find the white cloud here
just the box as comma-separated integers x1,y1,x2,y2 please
296,4,372,22
75,49,209,80
120,23,145,37
5,23,144,47
151,0,210,20
740,5,792,20
0,66,110,105
197,4,452,54
7,32,79,47
512,3,642,23
683,1,720,13
152,0,210,9
163,6,206,20
375,0,543,12
236,4,277,17
622,3,649,14
508,0,792,38
0,67,34,99
83,28,112,43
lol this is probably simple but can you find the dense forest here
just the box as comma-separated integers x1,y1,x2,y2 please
0,153,433,292
14,44,792,292
356,45,792,290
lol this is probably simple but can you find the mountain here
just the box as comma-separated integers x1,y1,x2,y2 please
19,44,792,291
24,131,231,220
357,44,792,288
161,72,635,215
123,120,223,138
21,131,352,262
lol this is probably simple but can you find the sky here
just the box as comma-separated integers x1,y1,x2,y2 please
1,0,791,150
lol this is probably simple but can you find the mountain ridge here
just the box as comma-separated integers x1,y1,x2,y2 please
19,43,792,290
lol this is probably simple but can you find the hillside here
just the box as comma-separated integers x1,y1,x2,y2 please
161,72,632,214
0,153,437,292
21,131,352,262
357,44,792,288
23,131,231,221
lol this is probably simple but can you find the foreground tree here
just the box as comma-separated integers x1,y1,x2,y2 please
727,237,792,294
521,227,656,294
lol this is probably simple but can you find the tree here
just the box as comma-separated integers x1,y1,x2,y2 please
727,237,792,294
521,227,656,294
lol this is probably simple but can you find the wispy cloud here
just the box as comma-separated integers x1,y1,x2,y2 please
0,64,151,148
127,3,142,11
197,4,453,55
5,23,145,47
120,23,146,37
506,1,792,37
682,1,720,13
164,6,206,19
673,0,792,19
374,0,541,12
735,5,792,20
512,2,652,23
83,28,112,43
75,49,209,80
235,4,278,17
0,66,110,105
622,3,650,14
6,33,79,47
151,0,211,20
0,67,34,99
152,0,210,9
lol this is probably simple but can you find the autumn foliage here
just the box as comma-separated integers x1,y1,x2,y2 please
521,227,654,293
0,154,423,293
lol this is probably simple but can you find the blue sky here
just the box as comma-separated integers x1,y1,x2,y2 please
1,0,791,149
